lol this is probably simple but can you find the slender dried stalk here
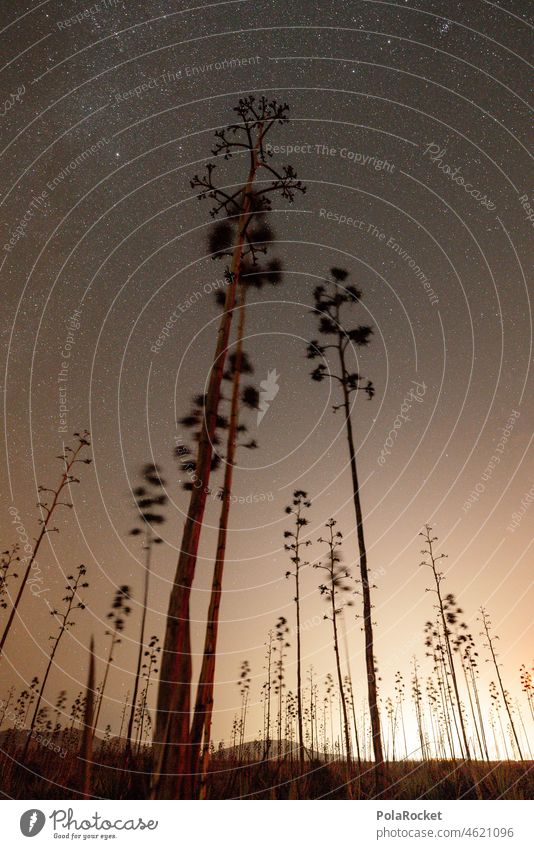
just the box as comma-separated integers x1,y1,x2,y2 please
0,432,91,658
190,283,248,794
480,608,523,760
23,565,88,760
153,125,263,799
284,490,312,768
308,272,384,789
154,97,305,798
420,527,470,759
79,637,95,799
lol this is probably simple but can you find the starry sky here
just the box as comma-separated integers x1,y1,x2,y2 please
1,0,533,758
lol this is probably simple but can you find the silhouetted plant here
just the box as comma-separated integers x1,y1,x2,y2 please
445,595,485,759
479,607,523,760
189,352,261,792
284,689,296,760
53,690,67,736
420,526,470,760
80,637,95,799
92,586,132,738
155,96,306,798
0,545,20,610
100,723,112,757
385,696,396,761
0,685,15,729
394,671,408,761
283,489,311,766
520,663,534,722
118,690,130,742
23,676,40,727
306,665,319,755
137,635,161,755
306,268,385,788
0,431,91,658
513,696,532,759
69,691,85,734
324,672,335,759
426,676,443,758
489,680,510,758
274,616,290,755
0,685,15,739
261,629,274,760
186,203,282,791
35,706,51,734
231,714,239,752
23,564,89,759
344,673,362,769
424,617,458,758
14,686,31,730
141,711,153,750
175,394,227,491
411,657,427,759
315,519,354,784
454,625,489,761
237,659,251,758
126,464,167,758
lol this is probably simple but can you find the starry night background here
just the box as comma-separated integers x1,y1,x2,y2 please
1,0,533,758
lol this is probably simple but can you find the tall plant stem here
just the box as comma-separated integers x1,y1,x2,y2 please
331,596,352,776
468,662,489,761
342,615,362,768
422,528,470,759
480,609,523,760
92,630,118,739
295,554,304,767
286,496,310,769
153,126,264,799
79,637,95,799
0,439,88,658
190,282,248,797
460,654,486,760
23,571,84,759
126,531,152,757
336,332,384,788
263,632,273,760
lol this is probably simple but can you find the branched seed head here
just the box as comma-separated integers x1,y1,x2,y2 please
307,269,374,403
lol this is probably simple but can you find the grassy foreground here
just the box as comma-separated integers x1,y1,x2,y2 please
1,739,531,800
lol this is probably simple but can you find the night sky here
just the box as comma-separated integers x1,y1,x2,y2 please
1,0,532,755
